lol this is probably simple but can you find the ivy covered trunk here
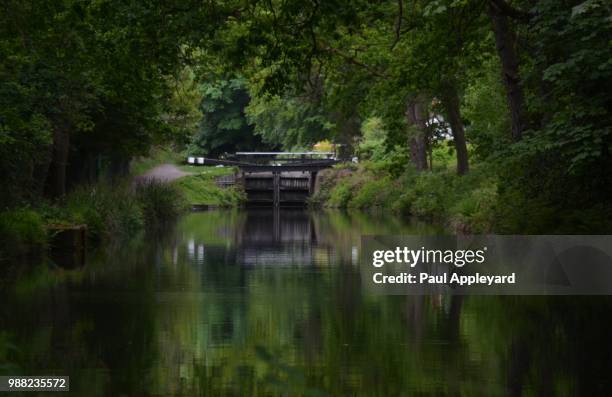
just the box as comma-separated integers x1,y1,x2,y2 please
405,97,429,172
440,82,470,175
488,1,527,142
44,126,70,198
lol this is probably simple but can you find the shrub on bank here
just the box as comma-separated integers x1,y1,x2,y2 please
317,162,498,232
2,179,188,260
448,185,498,233
399,172,453,221
348,177,400,209
327,179,354,207
136,179,187,227
62,182,144,240
62,179,188,239
311,163,362,208
0,209,47,259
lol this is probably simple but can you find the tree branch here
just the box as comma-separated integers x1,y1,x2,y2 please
320,45,388,79
489,0,530,20
391,0,403,50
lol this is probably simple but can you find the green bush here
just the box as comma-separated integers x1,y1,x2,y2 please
135,179,187,226
492,185,558,234
449,185,497,233
357,117,387,161
309,165,355,206
0,209,47,258
431,144,457,171
63,182,144,240
313,160,500,232
348,177,398,209
327,179,354,208
362,146,410,178
1,179,190,260
405,172,454,220
60,179,187,240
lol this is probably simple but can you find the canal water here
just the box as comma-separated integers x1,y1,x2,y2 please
1,209,611,396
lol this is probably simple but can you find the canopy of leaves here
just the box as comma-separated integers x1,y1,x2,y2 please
0,0,212,204
245,94,334,149
1,0,610,227
523,0,612,172
189,78,270,156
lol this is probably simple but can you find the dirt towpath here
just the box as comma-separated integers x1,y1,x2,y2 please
134,164,192,184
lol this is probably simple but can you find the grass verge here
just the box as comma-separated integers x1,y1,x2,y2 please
312,162,497,233
173,167,244,207
1,179,187,261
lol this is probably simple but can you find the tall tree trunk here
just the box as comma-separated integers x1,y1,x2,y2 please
44,126,70,198
440,82,470,175
108,153,130,180
405,97,429,172
488,1,527,141
331,109,361,161
32,145,54,197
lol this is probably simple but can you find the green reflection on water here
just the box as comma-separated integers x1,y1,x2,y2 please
1,209,611,396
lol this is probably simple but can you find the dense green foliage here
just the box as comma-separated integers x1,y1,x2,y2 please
188,75,336,154
58,180,186,237
0,0,209,205
189,78,271,156
205,0,611,232
525,0,611,172
246,93,333,149
135,181,188,229
312,159,592,234
1,0,611,241
0,180,186,261
0,210,47,260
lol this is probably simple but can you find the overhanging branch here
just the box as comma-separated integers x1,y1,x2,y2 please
391,0,403,50
321,46,388,79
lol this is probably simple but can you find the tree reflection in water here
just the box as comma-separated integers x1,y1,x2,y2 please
1,209,611,396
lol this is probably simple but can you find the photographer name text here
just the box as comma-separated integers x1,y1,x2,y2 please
371,246,516,286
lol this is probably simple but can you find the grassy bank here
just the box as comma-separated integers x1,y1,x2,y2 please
312,157,612,234
131,148,245,207
174,168,245,207
0,179,186,261
311,161,498,234
0,209,48,261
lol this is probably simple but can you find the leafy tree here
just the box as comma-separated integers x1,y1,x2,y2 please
204,0,486,174
161,66,203,149
525,0,612,173
189,77,270,157
462,57,511,160
1,0,611,230
357,117,387,161
0,0,213,204
245,93,334,150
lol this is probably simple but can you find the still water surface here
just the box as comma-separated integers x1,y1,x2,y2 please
2,209,611,396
